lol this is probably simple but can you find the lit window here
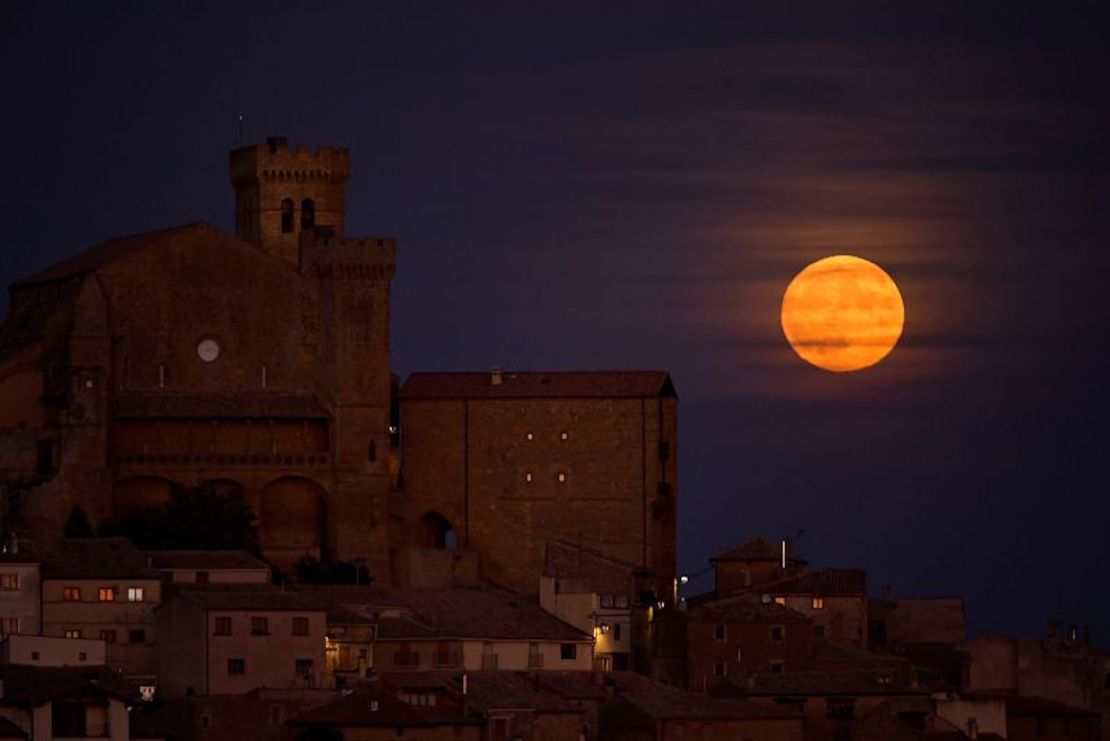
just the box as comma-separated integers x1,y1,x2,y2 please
525,432,534,441
560,431,569,441
773,596,786,606
214,617,232,636
98,587,116,602
292,617,309,636
228,658,246,675
65,629,81,639
557,472,566,483
812,597,825,610
0,573,19,590
128,587,145,603
714,624,726,642
63,587,81,601
525,472,533,483
139,685,156,702
251,616,269,636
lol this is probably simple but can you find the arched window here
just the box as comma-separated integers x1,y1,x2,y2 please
280,198,294,233
301,198,315,230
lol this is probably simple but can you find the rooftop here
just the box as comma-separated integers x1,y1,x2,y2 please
400,371,676,400
298,586,591,642
711,536,807,565
173,584,326,612
146,549,269,571
768,568,868,596
27,538,160,580
288,686,478,728
724,670,929,698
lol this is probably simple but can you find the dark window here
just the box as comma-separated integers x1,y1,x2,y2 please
292,617,309,636
129,629,145,644
713,662,726,677
658,440,670,461
814,624,826,638
196,571,210,584
560,643,577,660
52,700,86,737
281,198,294,233
36,439,57,475
295,658,314,678
614,623,621,640
251,616,269,635
771,661,784,674
368,440,377,462
771,625,784,642
714,624,727,641
30,651,39,660
228,658,246,675
214,617,232,636
301,199,315,230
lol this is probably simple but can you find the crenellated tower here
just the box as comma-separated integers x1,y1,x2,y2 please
229,136,351,266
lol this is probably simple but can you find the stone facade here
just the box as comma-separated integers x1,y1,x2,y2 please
0,138,679,599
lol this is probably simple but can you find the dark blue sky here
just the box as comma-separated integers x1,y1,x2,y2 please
2,2,1108,638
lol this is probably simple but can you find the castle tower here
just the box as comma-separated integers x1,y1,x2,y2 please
229,136,351,265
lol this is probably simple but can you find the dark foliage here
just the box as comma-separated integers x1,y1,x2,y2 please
293,555,372,585
98,481,261,555
62,505,95,538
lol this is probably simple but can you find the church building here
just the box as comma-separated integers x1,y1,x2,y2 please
0,138,676,600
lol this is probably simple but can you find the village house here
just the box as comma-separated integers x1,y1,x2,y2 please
146,550,270,585
156,584,326,698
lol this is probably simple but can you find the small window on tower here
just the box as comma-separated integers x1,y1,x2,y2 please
281,198,294,233
301,198,315,230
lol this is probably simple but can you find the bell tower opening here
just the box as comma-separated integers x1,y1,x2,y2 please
229,136,351,266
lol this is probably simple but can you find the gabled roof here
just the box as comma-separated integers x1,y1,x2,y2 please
297,586,591,642
171,584,325,612
769,568,867,596
113,392,329,420
288,686,478,728
13,222,236,286
146,550,269,571
711,536,806,565
400,371,676,400
30,538,160,580
688,599,811,625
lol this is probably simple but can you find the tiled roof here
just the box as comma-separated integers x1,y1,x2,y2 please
297,586,590,642
0,665,138,706
13,222,230,286
113,392,328,419
146,550,269,571
688,600,811,624
962,693,1100,718
726,671,928,698
288,687,478,728
607,672,801,720
173,584,326,612
31,538,160,580
711,536,806,564
768,568,867,596
400,371,676,400
385,672,580,715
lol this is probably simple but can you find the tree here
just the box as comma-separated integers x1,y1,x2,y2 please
62,506,95,538
98,481,261,555
293,555,372,586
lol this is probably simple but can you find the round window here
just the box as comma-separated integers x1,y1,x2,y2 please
197,339,221,363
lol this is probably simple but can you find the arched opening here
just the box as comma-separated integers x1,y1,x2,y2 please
301,198,315,230
259,477,327,563
280,198,294,233
419,511,457,551
112,476,174,519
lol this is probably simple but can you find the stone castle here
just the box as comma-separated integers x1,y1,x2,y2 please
0,137,676,599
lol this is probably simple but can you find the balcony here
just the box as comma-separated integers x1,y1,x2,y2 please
480,653,499,670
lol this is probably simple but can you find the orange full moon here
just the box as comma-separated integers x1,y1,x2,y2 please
780,255,905,372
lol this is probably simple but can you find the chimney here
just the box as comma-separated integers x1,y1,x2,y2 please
490,367,503,386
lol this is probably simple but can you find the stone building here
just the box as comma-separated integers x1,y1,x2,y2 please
0,138,679,600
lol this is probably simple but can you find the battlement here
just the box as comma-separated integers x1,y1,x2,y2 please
299,229,397,280
230,136,350,186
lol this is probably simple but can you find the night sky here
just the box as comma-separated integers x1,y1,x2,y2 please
2,3,1108,639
